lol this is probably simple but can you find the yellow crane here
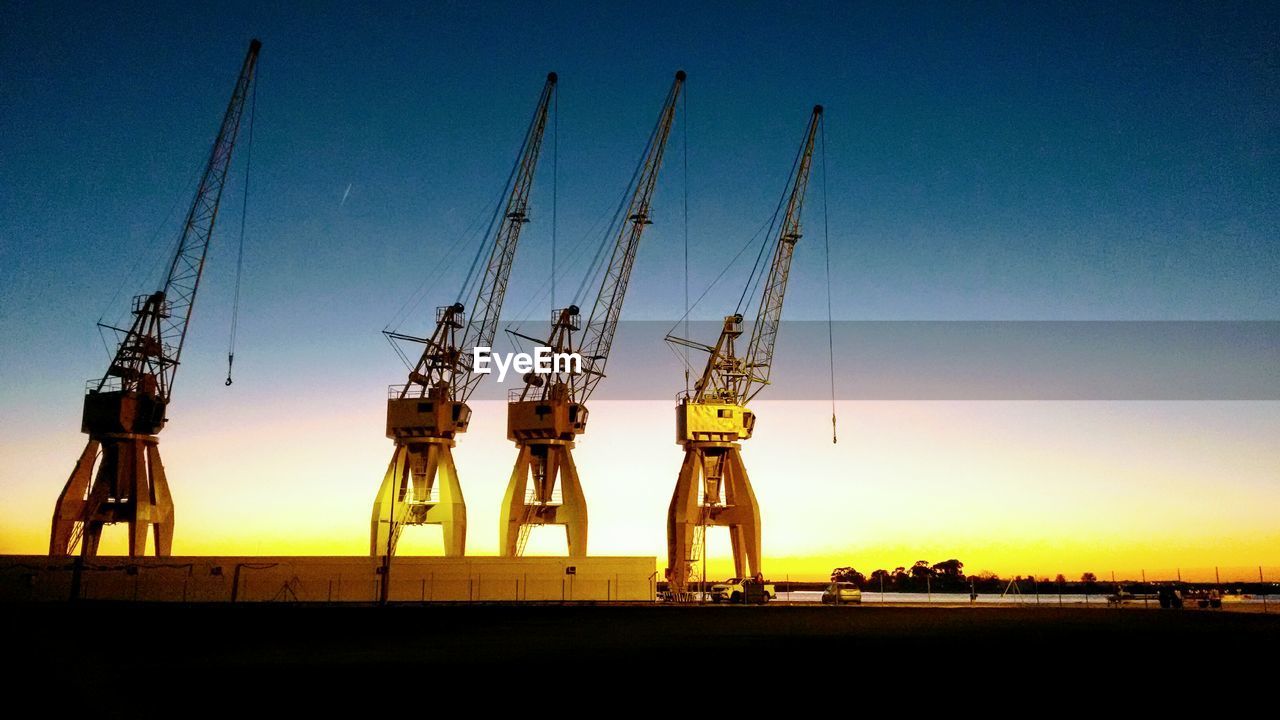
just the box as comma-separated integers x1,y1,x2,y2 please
664,106,823,593
500,71,685,557
49,40,261,557
372,73,557,557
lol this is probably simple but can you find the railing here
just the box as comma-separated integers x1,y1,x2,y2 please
509,386,553,402
388,383,456,400
436,305,464,327
402,483,441,506
86,377,119,394
551,308,580,330
515,485,563,556
524,486,563,506
131,293,170,318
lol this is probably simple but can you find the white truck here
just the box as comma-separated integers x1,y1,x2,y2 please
710,577,775,603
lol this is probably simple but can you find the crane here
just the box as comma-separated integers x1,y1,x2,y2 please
499,71,685,557
663,105,823,594
372,73,557,557
49,39,262,557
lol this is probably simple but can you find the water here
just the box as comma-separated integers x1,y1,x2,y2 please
772,591,1272,606
778,591,1099,604
671,589,1271,607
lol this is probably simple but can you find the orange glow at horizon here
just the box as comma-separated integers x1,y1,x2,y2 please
2,398,1277,582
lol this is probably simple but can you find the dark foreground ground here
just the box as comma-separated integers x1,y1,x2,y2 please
8,602,1276,702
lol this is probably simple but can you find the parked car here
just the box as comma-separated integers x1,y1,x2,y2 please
1106,589,1135,605
1157,586,1184,608
1184,588,1224,609
821,581,862,605
710,577,775,603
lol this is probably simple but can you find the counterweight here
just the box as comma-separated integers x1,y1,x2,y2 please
50,40,262,557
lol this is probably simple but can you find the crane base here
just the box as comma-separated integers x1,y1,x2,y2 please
666,441,761,594
50,434,175,557
500,440,587,557
371,438,466,557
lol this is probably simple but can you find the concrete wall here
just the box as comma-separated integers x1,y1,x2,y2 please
0,555,657,603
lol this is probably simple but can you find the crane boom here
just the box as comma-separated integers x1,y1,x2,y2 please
102,39,261,404
374,73,556,559
574,71,685,404
740,105,822,403
455,73,558,403
664,106,824,591
395,73,556,403
50,39,262,558
677,105,822,407
499,71,685,559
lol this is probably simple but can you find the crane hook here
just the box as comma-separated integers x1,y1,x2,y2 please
225,353,234,386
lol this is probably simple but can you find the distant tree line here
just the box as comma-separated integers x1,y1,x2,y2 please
829,561,1125,594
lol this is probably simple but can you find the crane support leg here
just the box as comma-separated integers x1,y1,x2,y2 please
721,446,761,578
371,439,466,557
499,444,531,556
146,443,175,556
665,442,761,594
500,440,587,557
49,440,98,555
50,435,174,557
558,447,587,556
665,451,701,594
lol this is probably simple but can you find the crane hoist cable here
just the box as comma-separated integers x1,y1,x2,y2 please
384,117,533,339
383,195,493,336
381,171,515,371
96,149,208,360
225,71,258,386
457,120,529,306
682,84,690,392
452,72,558,403
662,209,776,371
552,83,558,310
505,101,648,336
665,105,837,422
385,87,544,346
383,72,557,388
736,133,806,316
503,81,672,338
570,173,633,306
662,120,802,355
821,115,837,443
570,105,661,307
503,189,614,334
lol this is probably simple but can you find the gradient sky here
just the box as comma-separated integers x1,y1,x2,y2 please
1,2,1277,579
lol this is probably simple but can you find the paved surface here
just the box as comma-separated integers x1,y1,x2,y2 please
9,602,1276,699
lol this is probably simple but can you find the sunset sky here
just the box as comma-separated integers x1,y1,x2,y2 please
1,2,1276,580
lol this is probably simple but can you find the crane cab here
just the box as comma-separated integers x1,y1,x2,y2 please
676,399,755,444
386,383,471,440
507,382,587,441
82,384,167,436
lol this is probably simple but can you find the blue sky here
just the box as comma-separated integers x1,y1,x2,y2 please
2,0,1278,418
1,2,1278,568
